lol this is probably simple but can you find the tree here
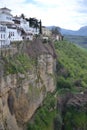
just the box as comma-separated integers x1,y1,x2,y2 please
29,18,38,28
20,13,25,19
39,20,42,34
51,27,61,35
29,18,33,27
34,19,39,32
29,18,42,34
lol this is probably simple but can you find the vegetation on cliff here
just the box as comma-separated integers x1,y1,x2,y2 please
3,53,35,75
55,40,87,130
1,39,87,130
0,38,57,130
26,40,87,130
64,101,87,130
27,93,57,130
55,40,87,92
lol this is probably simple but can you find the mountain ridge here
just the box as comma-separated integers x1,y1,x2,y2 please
47,26,87,36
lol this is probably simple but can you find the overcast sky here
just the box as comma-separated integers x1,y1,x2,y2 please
0,0,87,30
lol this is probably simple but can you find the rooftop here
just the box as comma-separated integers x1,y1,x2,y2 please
0,7,11,12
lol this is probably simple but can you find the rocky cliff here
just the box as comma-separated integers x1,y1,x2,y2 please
0,38,56,130
55,90,87,130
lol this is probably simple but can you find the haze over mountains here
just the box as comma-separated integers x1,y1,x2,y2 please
48,26,87,36
61,26,87,36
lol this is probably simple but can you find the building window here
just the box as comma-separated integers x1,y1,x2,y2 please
9,32,11,38
11,32,12,36
1,41,2,45
13,32,14,36
9,32,14,37
4,34,5,39
1,34,2,39
0,27,6,32
6,17,11,20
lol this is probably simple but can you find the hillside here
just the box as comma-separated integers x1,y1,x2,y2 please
64,35,87,48
54,40,87,130
55,40,87,91
27,40,87,130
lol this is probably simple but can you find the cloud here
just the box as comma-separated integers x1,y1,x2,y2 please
0,0,87,30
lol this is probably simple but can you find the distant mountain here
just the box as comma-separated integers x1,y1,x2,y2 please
47,26,87,36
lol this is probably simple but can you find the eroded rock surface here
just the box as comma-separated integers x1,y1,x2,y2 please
0,38,56,130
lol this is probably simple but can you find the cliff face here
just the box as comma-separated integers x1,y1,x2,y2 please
55,91,87,130
0,39,56,130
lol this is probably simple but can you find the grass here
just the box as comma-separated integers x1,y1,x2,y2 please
3,53,35,75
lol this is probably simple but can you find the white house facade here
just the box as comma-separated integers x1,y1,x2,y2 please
0,25,7,47
0,7,14,25
13,16,39,36
7,26,22,41
0,7,40,47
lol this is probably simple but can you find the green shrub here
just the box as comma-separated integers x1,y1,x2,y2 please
56,76,73,90
4,53,35,75
27,93,56,130
55,40,87,91
64,108,87,130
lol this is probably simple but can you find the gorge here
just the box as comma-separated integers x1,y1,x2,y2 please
0,38,87,130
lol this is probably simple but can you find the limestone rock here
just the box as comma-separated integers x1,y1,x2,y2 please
0,39,56,130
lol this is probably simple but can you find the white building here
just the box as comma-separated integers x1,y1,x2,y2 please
0,7,14,25
42,26,52,37
0,7,40,47
0,7,23,47
13,16,39,39
13,16,34,40
0,25,8,47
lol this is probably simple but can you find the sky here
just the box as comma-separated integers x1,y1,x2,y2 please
0,0,87,30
